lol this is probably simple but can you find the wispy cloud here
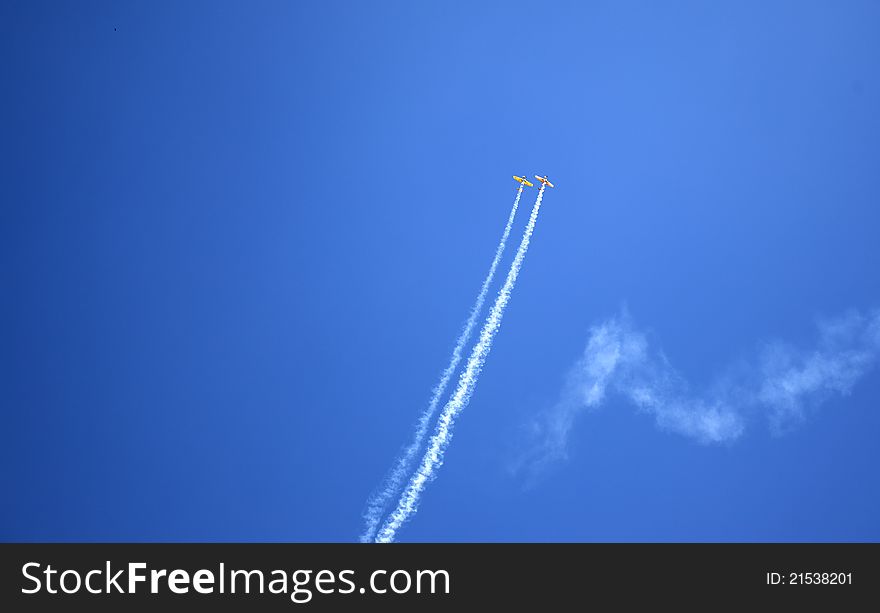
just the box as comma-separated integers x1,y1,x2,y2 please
757,310,880,430
518,308,880,476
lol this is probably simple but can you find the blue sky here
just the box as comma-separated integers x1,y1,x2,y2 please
4,1,879,542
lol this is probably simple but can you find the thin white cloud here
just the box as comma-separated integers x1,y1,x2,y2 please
519,308,880,476
758,309,880,431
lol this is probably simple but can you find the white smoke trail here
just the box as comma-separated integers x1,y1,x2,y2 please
359,187,524,542
375,186,547,542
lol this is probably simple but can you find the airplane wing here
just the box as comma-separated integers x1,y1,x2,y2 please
523,179,534,187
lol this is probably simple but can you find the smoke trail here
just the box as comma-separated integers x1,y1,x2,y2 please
376,186,547,542
359,187,524,542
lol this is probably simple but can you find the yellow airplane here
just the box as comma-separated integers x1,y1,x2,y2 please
513,175,534,187
534,175,555,188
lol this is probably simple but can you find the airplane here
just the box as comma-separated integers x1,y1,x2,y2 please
513,175,534,187
534,175,555,188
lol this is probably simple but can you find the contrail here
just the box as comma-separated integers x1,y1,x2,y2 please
375,185,547,542
359,186,525,542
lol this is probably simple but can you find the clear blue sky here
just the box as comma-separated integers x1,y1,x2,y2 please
4,1,879,542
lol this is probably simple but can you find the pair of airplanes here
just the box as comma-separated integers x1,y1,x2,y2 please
513,174,554,188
